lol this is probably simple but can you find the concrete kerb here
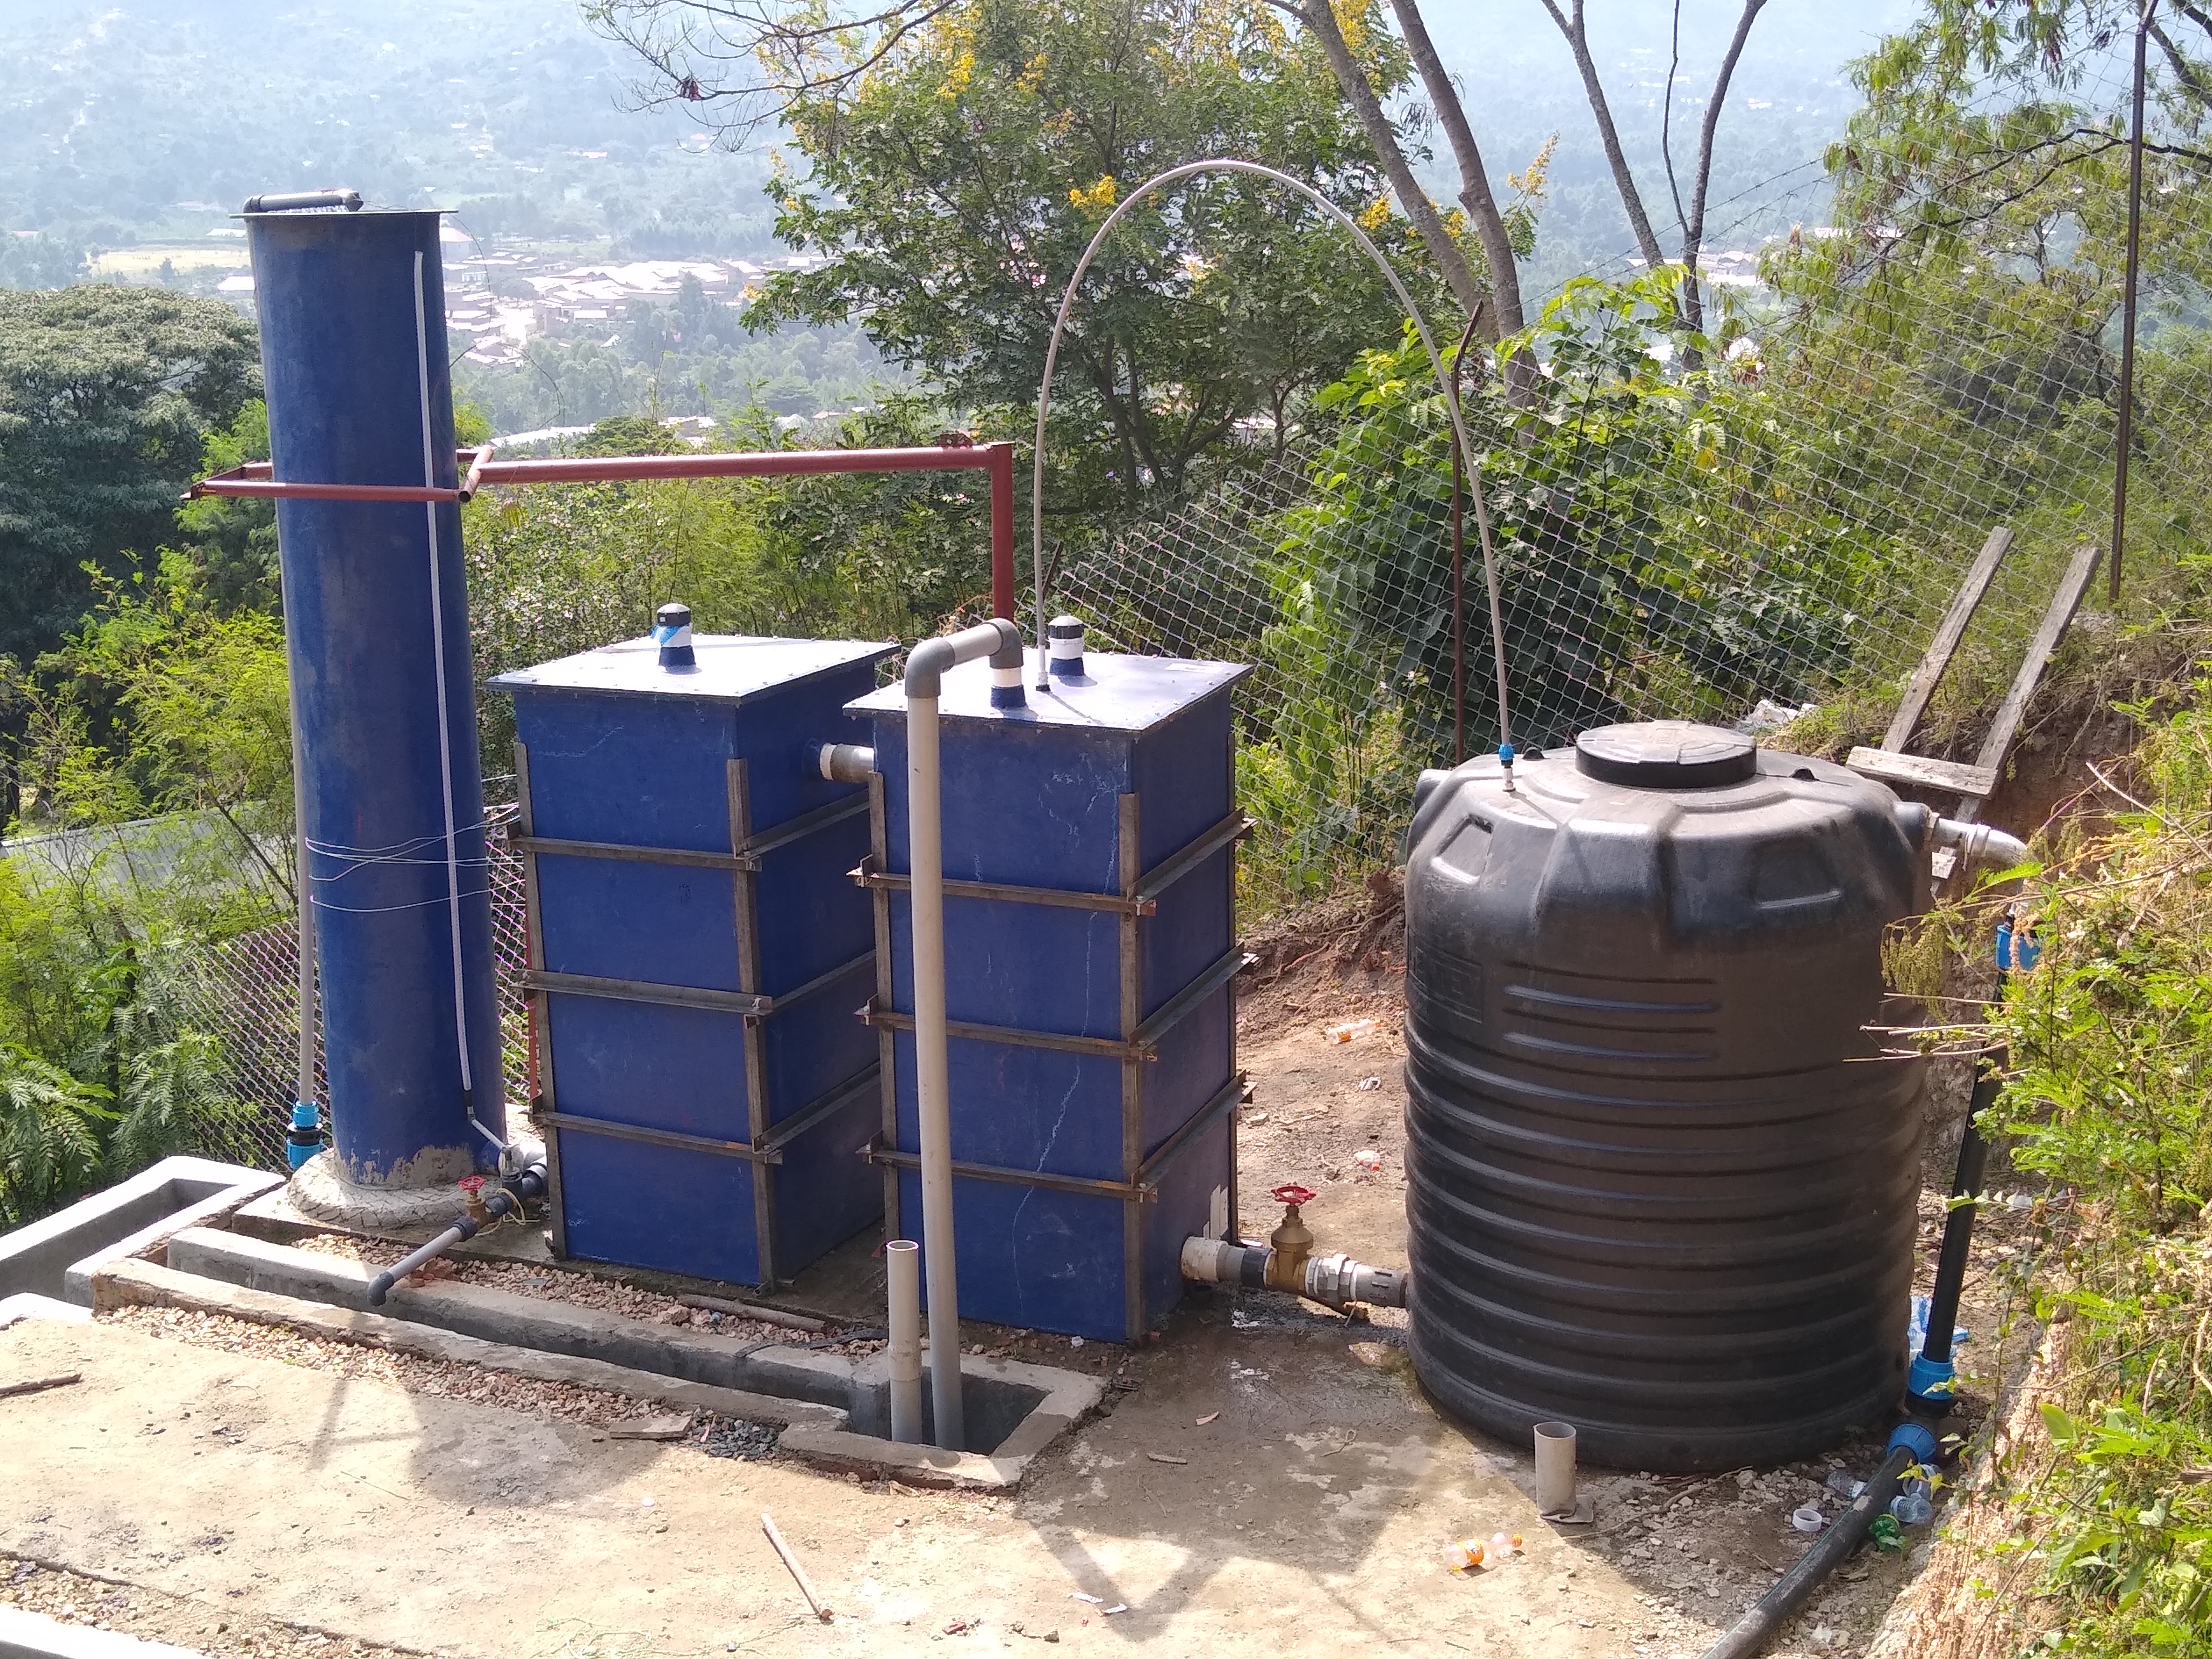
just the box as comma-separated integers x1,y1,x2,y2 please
0,1604,205,1659
101,1231,1105,1489
0,1157,281,1306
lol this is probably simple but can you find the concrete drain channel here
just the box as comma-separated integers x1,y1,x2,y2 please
77,1223,1099,1490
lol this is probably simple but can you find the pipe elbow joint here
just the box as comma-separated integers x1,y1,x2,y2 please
905,637,960,699
1934,816,2031,875
366,1271,396,1307
905,618,1028,703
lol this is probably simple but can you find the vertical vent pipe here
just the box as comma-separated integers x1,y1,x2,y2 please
887,1238,923,1444
902,617,1024,1451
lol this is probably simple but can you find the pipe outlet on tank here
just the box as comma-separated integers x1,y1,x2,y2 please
815,742,876,784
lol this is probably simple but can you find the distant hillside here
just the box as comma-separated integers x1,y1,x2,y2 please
0,0,775,280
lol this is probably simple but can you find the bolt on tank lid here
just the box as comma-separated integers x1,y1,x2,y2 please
1574,720,1757,788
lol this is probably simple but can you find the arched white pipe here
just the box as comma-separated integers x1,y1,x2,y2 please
1027,158,1513,752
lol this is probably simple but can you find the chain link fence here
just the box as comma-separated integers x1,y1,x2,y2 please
168,806,535,1171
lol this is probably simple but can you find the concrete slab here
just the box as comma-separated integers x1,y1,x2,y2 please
0,1604,204,1659
0,1159,281,1306
0,1313,1659,1658
108,1236,1103,1487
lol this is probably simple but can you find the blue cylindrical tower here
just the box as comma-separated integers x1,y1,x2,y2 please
247,206,503,1188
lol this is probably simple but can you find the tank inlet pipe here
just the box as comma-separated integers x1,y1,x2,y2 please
1028,159,1515,785
887,1239,924,1444
365,1162,548,1306
904,616,1025,1451
1700,1422,1937,1659
413,251,502,1162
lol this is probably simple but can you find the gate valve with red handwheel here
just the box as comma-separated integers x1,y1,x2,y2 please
1267,1183,1319,1289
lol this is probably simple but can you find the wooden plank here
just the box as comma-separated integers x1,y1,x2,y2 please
1884,527,2014,752
1973,539,2103,775
1847,746,1998,799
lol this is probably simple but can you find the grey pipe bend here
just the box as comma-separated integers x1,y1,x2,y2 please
905,618,1022,698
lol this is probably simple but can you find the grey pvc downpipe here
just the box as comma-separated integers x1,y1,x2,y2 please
905,618,1023,1451
887,1238,923,1444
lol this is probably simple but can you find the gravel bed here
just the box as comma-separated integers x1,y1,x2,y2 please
3,1555,420,1659
693,1413,781,1460
105,1304,693,1429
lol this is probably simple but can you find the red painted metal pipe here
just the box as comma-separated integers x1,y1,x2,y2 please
190,441,1020,621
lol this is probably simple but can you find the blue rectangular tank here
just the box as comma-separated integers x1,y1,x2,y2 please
491,632,895,1287
848,651,1251,1340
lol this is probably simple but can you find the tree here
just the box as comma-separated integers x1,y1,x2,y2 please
594,0,1460,500
0,287,259,671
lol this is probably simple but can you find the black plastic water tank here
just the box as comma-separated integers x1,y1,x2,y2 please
1401,721,1931,1471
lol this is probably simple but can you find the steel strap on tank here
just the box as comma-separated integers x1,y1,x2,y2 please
521,948,871,1020
543,1067,879,1166
848,810,1249,916
856,945,1250,1058
863,1075,1248,1201
505,790,870,873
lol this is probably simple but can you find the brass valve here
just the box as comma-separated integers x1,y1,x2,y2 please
1266,1183,1317,1293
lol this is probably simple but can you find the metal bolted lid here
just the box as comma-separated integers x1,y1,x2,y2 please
1573,720,1758,788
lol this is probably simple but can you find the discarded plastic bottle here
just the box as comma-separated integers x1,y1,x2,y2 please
1442,1537,1486,1572
1823,1469,1865,1501
1488,1530,1521,1560
1890,1492,1934,1525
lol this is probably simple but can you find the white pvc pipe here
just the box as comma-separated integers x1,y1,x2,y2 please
887,1238,923,1444
1535,1420,1578,1515
907,686,963,1450
902,617,1021,1454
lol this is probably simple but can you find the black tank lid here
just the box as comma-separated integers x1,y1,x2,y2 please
1574,721,1758,788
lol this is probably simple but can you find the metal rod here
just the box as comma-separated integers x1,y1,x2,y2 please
192,442,1021,625
887,1239,924,1444
2110,1,2149,608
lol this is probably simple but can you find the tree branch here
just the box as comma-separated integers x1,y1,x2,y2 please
1677,0,1769,339
1285,0,1489,320
1387,0,1523,334
2150,17,2212,102
1662,0,1689,237
1536,0,1667,269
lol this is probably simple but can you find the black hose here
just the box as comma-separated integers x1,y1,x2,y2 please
365,1162,547,1306
1700,1441,1917,1659
1922,1054,1999,1370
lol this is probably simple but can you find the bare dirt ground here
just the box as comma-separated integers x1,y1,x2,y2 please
1,888,2036,1659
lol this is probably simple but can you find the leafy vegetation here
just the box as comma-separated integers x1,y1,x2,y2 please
1908,674,2212,1655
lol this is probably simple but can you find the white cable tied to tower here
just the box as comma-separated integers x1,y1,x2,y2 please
414,250,504,1157
1028,157,1516,781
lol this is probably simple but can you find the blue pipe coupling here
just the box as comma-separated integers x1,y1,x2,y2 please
286,1101,326,1170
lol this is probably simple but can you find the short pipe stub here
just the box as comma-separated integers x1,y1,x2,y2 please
1047,614,1086,679
653,602,696,669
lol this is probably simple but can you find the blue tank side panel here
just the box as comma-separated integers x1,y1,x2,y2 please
543,996,748,1138
896,1168,1128,1334
768,1083,883,1272
869,719,1130,894
557,1127,761,1284
249,209,500,1185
